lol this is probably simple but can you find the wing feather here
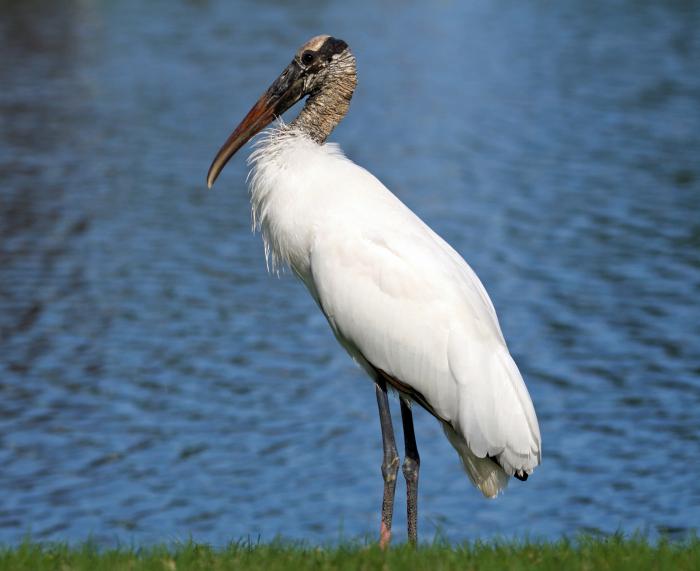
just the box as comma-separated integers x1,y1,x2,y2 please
308,197,541,494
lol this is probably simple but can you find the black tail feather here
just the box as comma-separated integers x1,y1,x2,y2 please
488,454,529,481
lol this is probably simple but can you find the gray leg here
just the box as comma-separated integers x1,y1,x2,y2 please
400,397,420,545
375,380,399,548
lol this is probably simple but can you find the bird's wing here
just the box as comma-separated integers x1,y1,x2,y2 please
308,187,540,478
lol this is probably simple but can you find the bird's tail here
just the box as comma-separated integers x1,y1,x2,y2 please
442,422,509,498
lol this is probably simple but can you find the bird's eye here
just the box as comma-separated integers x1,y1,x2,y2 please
301,51,314,65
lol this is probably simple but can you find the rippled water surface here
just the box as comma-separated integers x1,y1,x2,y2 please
1,0,699,545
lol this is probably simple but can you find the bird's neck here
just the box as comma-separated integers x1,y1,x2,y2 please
291,54,357,144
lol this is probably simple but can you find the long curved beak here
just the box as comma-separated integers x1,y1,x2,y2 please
207,61,305,188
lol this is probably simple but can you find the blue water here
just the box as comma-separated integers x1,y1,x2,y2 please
1,0,699,546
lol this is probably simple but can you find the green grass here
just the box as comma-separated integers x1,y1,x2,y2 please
1,535,698,570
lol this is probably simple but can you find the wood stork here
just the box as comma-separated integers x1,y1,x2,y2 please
207,35,541,547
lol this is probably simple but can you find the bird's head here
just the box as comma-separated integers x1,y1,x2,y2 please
207,35,355,188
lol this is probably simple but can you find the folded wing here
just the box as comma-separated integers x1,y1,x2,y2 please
307,187,541,496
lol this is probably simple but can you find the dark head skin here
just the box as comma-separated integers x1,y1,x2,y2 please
207,35,351,189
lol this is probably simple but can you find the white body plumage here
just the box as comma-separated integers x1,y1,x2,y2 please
248,125,541,498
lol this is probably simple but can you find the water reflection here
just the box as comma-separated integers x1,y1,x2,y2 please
1,0,699,545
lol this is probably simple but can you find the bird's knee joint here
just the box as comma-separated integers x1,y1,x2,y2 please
381,455,399,483
402,456,420,483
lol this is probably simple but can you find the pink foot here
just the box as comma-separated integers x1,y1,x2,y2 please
379,521,392,549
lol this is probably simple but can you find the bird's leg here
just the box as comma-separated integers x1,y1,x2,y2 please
400,397,420,546
375,380,399,549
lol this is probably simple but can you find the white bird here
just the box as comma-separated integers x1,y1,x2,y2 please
207,35,541,547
